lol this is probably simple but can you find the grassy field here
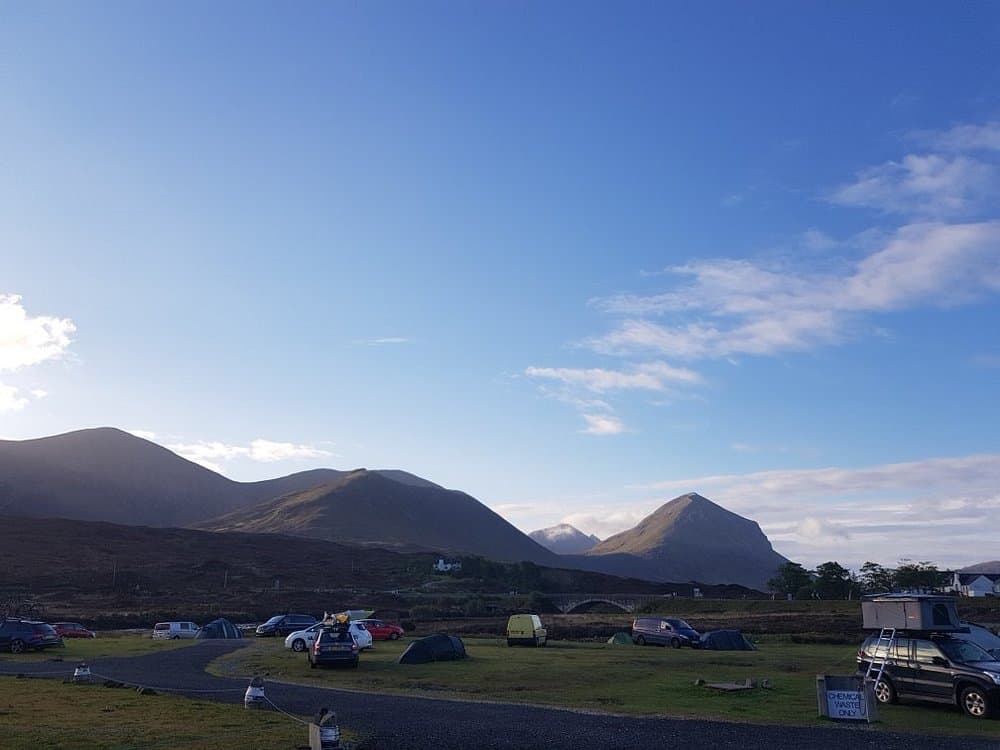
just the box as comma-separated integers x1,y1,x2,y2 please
0,633,196,663
211,636,1000,739
0,676,317,750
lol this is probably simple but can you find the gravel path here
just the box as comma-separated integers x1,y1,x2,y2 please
2,642,998,749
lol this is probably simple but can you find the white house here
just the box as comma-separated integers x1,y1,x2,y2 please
433,558,462,573
951,572,1000,597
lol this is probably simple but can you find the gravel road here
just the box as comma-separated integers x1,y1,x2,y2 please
3,641,998,750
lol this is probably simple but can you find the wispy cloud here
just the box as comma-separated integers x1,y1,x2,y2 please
830,155,994,217
525,362,701,392
127,429,158,441
0,383,28,413
587,221,1000,360
923,121,1000,153
167,438,333,472
580,414,627,436
355,337,411,346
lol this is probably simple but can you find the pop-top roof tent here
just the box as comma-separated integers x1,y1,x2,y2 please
861,594,963,632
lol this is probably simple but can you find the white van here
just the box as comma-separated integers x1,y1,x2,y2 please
152,621,199,640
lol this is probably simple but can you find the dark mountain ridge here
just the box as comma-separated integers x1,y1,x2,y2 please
196,469,560,566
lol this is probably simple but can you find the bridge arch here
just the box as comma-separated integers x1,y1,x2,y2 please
562,598,632,614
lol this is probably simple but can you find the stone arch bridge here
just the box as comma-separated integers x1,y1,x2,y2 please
546,593,666,614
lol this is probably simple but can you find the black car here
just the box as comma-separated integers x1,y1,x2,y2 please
255,613,317,637
309,626,359,669
631,616,701,648
0,619,63,654
858,633,1000,719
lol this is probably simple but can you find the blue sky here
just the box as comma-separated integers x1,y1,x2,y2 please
2,2,999,570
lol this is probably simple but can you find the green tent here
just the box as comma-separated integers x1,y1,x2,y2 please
606,632,633,645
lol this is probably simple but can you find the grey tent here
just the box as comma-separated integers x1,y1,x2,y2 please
699,630,755,651
196,618,243,639
398,633,466,664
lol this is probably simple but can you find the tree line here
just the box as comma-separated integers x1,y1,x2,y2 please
767,559,951,600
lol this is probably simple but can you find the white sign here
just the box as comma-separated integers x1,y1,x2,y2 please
826,689,868,720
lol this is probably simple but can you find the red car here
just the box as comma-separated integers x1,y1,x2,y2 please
355,619,404,640
52,622,97,639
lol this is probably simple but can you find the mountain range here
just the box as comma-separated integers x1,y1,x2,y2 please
0,427,788,589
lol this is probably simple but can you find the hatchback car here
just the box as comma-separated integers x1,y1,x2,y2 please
858,633,1000,719
0,619,63,653
256,613,317,637
285,621,372,652
309,626,360,669
52,622,97,639
355,619,404,641
631,616,701,648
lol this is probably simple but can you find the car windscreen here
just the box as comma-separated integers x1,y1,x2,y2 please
262,616,283,626
666,619,692,630
153,623,170,630
938,639,993,664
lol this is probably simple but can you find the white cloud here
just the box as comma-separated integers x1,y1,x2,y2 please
167,437,332,470
586,221,1000,360
127,429,158,441
0,294,75,372
248,439,332,462
30,389,47,399
927,121,1000,153
831,154,994,217
0,383,28,412
525,361,701,393
581,413,627,436
355,337,410,345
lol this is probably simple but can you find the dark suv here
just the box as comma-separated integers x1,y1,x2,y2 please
255,613,317,637
309,626,359,669
0,619,63,654
858,633,1000,719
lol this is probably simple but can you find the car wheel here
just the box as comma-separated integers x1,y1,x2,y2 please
960,685,993,719
670,638,681,649
10,639,25,655
636,635,646,646
292,639,306,652
389,632,399,640
872,677,897,705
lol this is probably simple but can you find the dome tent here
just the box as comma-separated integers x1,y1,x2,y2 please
196,618,243,639
699,630,755,650
398,633,466,664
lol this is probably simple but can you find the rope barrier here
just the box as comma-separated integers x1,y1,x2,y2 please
88,671,246,694
263,695,312,726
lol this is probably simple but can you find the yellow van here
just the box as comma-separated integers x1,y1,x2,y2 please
506,614,547,647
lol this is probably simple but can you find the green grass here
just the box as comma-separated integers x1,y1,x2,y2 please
0,633,196,662
0,675,317,750
211,637,1000,739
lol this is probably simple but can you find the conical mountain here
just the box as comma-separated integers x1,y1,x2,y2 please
579,493,788,590
529,523,601,554
197,469,560,565
0,427,346,526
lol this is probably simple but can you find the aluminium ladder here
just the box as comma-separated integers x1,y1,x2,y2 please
864,627,897,686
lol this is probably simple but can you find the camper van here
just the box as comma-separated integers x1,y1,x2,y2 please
506,614,547,647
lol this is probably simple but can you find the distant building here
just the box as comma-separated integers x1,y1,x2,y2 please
951,572,1000,597
433,558,462,573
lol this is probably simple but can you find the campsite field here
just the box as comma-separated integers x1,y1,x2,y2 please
0,676,312,750
0,632,196,663
210,636,1000,739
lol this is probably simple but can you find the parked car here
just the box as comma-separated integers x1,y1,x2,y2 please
355,618,404,641
858,633,1000,719
256,613,317,638
506,614,547,647
0,619,63,653
631,616,701,648
52,622,97,639
285,621,372,652
309,626,360,669
152,621,199,640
